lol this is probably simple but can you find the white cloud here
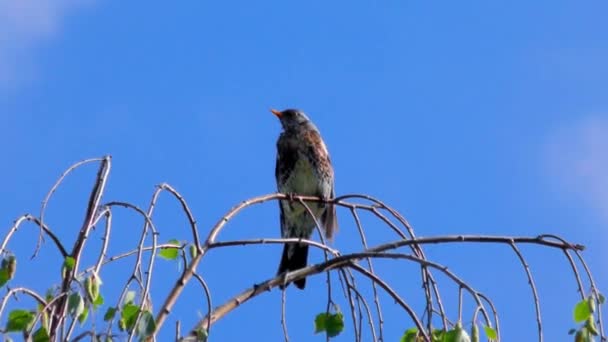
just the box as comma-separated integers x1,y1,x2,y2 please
0,0,93,89
544,116,608,222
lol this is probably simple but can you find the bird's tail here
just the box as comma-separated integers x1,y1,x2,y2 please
277,243,309,290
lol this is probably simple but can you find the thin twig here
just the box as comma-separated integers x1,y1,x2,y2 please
93,208,112,275
509,242,542,342
350,208,384,341
458,286,463,325
541,234,605,339
52,156,111,339
105,202,159,342
192,272,212,337
348,285,377,342
348,263,429,341
157,183,201,249
37,157,104,258
0,214,68,258
281,287,289,342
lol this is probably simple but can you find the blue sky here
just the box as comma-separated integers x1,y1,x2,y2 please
1,1,607,340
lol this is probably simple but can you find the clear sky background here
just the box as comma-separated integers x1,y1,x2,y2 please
1,1,607,341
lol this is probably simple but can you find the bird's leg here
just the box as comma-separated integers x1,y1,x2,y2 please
317,191,329,208
287,192,296,202
286,192,297,211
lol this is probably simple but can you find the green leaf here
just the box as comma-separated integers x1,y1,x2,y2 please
483,325,497,340
454,324,471,342
401,328,418,342
40,310,49,330
45,288,55,302
78,305,89,324
575,327,592,342
92,273,102,298
431,329,445,342
63,256,75,271
158,239,180,260
325,312,344,337
314,312,328,333
443,329,458,342
0,268,10,287
120,303,140,332
314,311,344,337
5,309,35,332
598,293,605,304
118,318,126,331
2,256,16,280
68,292,84,318
123,290,136,305
62,256,76,279
104,307,117,322
85,276,93,300
586,316,599,336
574,299,592,323
136,310,156,338
193,328,208,342
32,327,50,342
471,323,479,342
93,293,104,309
85,273,101,302
189,244,198,260
588,296,597,313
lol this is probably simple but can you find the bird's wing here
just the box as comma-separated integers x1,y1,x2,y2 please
302,130,330,168
301,129,334,196
276,133,299,238
302,129,338,238
275,133,299,190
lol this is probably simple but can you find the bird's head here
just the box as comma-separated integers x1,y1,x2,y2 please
271,108,314,131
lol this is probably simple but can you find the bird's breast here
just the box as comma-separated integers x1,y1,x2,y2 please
279,155,325,230
279,155,319,196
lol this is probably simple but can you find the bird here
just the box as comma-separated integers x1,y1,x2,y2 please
272,108,338,289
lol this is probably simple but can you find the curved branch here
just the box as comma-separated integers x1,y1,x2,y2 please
371,234,584,252
0,287,47,319
37,157,105,258
350,207,385,340
192,272,213,336
154,193,298,332
348,263,428,340
104,202,159,342
157,183,202,249
186,250,494,339
509,242,542,341
1,214,67,258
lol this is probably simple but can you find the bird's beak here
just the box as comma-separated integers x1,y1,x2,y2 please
270,109,282,118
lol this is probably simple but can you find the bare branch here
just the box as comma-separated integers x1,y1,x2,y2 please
1,214,67,258
157,183,201,249
509,242,542,341
38,157,105,258
2,158,603,342
52,156,111,338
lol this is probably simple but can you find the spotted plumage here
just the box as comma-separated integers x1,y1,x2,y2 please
272,108,337,289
